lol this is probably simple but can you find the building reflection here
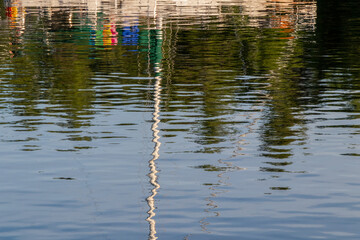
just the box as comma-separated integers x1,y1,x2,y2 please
3,0,317,33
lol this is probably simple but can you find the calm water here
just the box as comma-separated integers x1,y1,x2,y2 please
0,0,360,239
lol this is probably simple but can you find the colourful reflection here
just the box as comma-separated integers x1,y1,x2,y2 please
3,0,317,49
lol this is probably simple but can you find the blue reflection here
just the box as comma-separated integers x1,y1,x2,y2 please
122,24,139,46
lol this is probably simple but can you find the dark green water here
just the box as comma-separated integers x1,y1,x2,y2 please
0,0,360,239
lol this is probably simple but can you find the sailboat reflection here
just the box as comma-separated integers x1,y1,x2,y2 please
146,15,163,240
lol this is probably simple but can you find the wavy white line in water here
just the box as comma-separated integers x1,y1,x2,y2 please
146,72,162,240
146,23,163,240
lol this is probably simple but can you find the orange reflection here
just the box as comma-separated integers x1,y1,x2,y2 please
103,22,118,46
268,0,316,39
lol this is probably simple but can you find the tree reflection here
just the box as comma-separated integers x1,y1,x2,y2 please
2,0,360,235
0,0,320,181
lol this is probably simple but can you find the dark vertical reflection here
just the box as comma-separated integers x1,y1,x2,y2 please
0,0,6,19
316,0,360,72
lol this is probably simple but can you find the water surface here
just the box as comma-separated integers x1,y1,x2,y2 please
0,0,360,239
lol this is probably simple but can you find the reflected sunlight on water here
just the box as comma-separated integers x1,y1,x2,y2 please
1,0,360,239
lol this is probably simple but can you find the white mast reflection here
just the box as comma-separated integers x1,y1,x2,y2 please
146,67,162,240
146,9,163,240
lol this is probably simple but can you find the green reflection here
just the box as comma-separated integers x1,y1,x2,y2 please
1,0,360,238
1,0,360,182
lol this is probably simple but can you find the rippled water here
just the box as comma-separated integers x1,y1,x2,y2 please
0,0,360,239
